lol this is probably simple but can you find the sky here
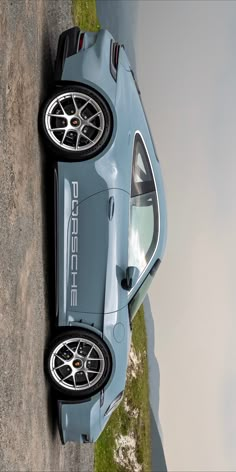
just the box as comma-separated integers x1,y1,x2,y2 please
134,1,236,471
97,1,236,470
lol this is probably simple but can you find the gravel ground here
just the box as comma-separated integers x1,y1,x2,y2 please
0,1,94,470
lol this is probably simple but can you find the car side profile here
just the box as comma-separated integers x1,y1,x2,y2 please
39,26,167,444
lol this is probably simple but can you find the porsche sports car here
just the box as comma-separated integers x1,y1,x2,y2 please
39,26,167,444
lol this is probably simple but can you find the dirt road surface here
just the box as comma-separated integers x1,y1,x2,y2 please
0,1,94,470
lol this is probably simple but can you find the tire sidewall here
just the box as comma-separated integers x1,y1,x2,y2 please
39,85,113,161
45,329,112,399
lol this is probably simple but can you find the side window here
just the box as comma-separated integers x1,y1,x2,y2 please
128,134,159,284
131,136,155,197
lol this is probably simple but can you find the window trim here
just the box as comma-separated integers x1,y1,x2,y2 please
128,259,161,321
131,134,155,197
128,131,160,300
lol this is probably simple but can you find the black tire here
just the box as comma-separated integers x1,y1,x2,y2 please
39,84,113,161
45,329,112,399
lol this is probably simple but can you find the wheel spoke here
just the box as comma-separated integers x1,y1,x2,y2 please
85,371,91,386
86,369,100,374
61,130,68,144
88,111,101,122
78,99,91,116
50,127,67,131
72,94,79,113
73,373,77,389
54,353,67,362
88,358,104,362
87,345,94,358
86,122,102,132
60,372,73,383
63,342,75,355
53,363,66,370
48,113,65,118
81,132,94,144
75,131,81,149
57,99,67,115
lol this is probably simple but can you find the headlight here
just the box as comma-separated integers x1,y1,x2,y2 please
104,391,124,416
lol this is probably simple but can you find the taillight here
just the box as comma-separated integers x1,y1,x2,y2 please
78,33,85,51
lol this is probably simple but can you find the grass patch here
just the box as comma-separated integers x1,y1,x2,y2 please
72,0,100,31
94,306,151,472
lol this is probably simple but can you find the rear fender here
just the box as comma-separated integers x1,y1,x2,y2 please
61,29,117,107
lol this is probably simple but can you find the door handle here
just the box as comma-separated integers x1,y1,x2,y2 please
108,196,115,220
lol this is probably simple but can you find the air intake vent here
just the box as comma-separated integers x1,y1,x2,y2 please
110,40,120,81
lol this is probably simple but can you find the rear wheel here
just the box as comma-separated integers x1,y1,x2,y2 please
46,329,112,399
39,85,113,160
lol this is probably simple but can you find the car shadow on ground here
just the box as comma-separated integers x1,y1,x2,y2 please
37,12,94,469
38,16,59,440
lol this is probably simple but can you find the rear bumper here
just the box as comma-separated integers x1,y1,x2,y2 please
54,27,80,81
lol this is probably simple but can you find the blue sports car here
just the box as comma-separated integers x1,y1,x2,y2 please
39,26,167,444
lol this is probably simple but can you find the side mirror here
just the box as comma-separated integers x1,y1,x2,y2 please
121,266,139,291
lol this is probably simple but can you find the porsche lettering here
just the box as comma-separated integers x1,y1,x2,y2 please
70,181,79,306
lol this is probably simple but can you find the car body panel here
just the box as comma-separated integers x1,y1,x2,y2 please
56,182,130,325
59,396,102,443
45,27,167,443
62,29,117,107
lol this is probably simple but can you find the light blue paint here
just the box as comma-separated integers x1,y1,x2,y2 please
47,25,167,444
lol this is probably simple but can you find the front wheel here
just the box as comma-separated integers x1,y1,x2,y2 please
39,85,113,161
45,329,112,399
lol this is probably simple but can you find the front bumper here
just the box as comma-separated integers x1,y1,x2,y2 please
58,396,103,444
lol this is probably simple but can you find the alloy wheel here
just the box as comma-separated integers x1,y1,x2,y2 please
44,92,105,152
49,336,105,392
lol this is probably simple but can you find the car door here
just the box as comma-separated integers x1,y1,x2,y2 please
56,184,130,321
68,188,130,315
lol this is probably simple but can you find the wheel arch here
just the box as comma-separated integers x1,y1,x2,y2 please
52,323,117,378
39,82,117,161
45,326,113,399
54,79,117,138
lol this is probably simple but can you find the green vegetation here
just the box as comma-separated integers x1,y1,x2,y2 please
94,306,151,472
72,0,100,31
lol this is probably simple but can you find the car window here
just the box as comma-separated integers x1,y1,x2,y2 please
128,134,158,282
128,192,158,272
131,135,155,197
